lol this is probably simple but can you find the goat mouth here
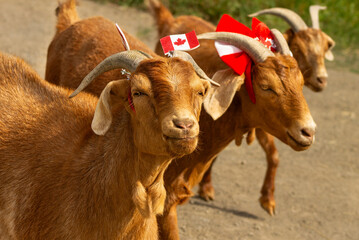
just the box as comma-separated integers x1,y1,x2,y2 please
287,132,311,149
164,134,199,156
306,81,324,92
164,135,198,141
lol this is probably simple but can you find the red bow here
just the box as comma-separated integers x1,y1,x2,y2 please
215,15,277,103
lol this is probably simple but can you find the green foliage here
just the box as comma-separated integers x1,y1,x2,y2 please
103,0,358,50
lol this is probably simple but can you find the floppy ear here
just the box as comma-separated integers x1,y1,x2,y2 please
325,35,335,61
204,68,245,120
325,50,334,61
92,80,129,135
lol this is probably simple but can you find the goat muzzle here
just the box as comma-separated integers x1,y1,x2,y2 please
161,113,200,155
286,118,316,151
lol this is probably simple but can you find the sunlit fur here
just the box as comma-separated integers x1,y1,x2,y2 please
148,1,316,239
129,58,208,157
46,0,210,158
0,1,211,240
284,28,334,91
46,6,157,95
149,0,334,91
155,56,314,240
0,51,205,240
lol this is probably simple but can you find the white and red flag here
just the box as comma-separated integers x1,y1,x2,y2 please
160,30,200,55
214,15,277,104
116,23,130,51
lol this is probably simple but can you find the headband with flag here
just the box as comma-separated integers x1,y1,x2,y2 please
215,15,277,103
160,30,200,56
116,23,130,51
115,23,135,113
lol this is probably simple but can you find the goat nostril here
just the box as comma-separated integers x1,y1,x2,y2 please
316,77,327,85
173,119,194,130
301,128,313,138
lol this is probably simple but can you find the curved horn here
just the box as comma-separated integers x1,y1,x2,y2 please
70,50,149,98
309,5,326,29
172,50,220,87
270,29,292,56
198,32,274,63
249,8,308,32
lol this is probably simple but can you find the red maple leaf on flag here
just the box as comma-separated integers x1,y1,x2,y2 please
261,37,276,51
174,38,186,46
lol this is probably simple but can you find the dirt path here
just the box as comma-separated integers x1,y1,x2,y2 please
0,0,358,239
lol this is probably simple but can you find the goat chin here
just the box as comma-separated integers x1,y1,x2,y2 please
305,78,327,92
165,136,199,157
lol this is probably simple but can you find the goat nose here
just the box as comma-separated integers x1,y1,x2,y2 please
173,118,194,130
300,126,316,141
316,76,327,86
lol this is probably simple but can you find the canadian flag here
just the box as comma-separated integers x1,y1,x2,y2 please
160,31,200,55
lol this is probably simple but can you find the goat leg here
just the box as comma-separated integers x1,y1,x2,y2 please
198,157,216,201
158,204,180,240
256,128,279,216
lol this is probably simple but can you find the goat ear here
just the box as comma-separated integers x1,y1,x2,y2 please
92,80,129,135
325,37,335,61
325,50,334,61
204,69,244,120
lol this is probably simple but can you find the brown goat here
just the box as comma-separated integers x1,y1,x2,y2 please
46,0,157,94
46,1,315,239
148,0,325,217
249,6,335,92
0,35,211,239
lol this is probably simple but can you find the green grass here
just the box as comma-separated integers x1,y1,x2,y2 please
97,0,358,70
113,0,358,51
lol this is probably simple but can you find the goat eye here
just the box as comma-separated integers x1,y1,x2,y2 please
260,85,270,91
133,91,146,97
260,85,277,94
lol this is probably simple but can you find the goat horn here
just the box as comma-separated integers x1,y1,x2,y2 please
249,8,308,33
172,50,220,87
70,50,149,98
309,5,326,29
270,29,292,56
198,32,274,63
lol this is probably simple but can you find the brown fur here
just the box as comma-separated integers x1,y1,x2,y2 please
148,1,316,239
0,37,209,240
55,0,79,36
284,28,334,91
44,1,314,239
150,0,334,90
46,14,157,94
148,1,332,217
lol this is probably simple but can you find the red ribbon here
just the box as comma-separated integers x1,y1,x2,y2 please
128,90,136,113
216,15,277,103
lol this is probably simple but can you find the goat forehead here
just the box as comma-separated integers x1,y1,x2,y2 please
135,59,196,107
300,29,327,54
166,58,198,88
268,56,303,90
